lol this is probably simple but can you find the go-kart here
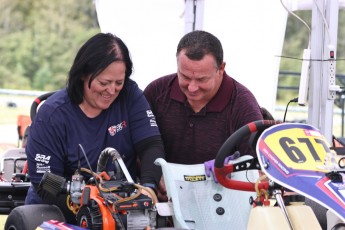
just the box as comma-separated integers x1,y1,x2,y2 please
5,116,345,229
214,120,345,229
154,120,345,230
0,147,30,214
3,91,165,230
5,146,161,230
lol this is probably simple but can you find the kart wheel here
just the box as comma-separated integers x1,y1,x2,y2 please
4,204,65,230
76,202,102,230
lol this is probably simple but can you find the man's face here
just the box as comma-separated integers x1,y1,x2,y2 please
177,50,225,110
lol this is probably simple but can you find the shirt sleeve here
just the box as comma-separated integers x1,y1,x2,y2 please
126,81,161,144
26,105,67,185
135,135,165,185
232,84,263,157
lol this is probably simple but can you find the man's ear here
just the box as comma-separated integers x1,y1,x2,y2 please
218,62,226,76
218,62,226,71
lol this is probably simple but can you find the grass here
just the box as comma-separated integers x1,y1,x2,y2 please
0,95,34,125
0,94,34,151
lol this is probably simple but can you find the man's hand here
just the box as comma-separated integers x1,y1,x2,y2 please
157,176,168,202
204,151,240,183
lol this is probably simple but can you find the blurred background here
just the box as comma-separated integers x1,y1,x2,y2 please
1,0,345,149
0,0,100,151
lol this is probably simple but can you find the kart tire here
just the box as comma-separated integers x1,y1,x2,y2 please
4,204,66,230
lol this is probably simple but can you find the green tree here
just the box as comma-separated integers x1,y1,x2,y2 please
0,0,100,90
278,10,345,103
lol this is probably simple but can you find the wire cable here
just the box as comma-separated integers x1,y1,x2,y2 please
78,144,126,229
283,97,298,122
280,0,311,48
277,55,345,62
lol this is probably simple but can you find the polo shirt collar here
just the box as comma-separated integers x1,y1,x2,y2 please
170,72,234,112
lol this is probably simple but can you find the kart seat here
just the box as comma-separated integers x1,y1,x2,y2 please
0,148,27,181
0,148,30,214
16,115,31,148
155,155,259,230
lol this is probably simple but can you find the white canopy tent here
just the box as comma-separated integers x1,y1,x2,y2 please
95,0,344,142
95,0,185,93
94,0,287,112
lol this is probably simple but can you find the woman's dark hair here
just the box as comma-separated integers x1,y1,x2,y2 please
67,33,133,104
176,30,223,69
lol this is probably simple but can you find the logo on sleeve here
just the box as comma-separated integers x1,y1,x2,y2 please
146,110,157,127
146,110,154,117
35,153,51,174
35,154,51,164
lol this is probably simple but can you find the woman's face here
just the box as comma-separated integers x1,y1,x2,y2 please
80,61,126,118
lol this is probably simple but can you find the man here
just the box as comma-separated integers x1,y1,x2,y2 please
144,30,263,166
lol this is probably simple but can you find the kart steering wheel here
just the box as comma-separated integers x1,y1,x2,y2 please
214,120,281,192
30,91,56,120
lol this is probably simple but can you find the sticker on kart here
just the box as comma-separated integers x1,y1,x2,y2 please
256,123,345,222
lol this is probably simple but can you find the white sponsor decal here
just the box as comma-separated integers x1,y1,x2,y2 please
36,163,51,173
150,118,157,127
147,110,157,126
146,110,154,117
35,153,51,164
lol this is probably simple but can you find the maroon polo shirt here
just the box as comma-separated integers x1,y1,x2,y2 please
144,72,263,164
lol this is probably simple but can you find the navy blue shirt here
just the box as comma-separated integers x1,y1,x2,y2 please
26,79,160,186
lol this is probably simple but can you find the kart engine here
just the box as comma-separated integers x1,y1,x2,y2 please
38,147,158,229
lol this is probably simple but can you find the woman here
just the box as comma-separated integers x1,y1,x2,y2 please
25,33,165,224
